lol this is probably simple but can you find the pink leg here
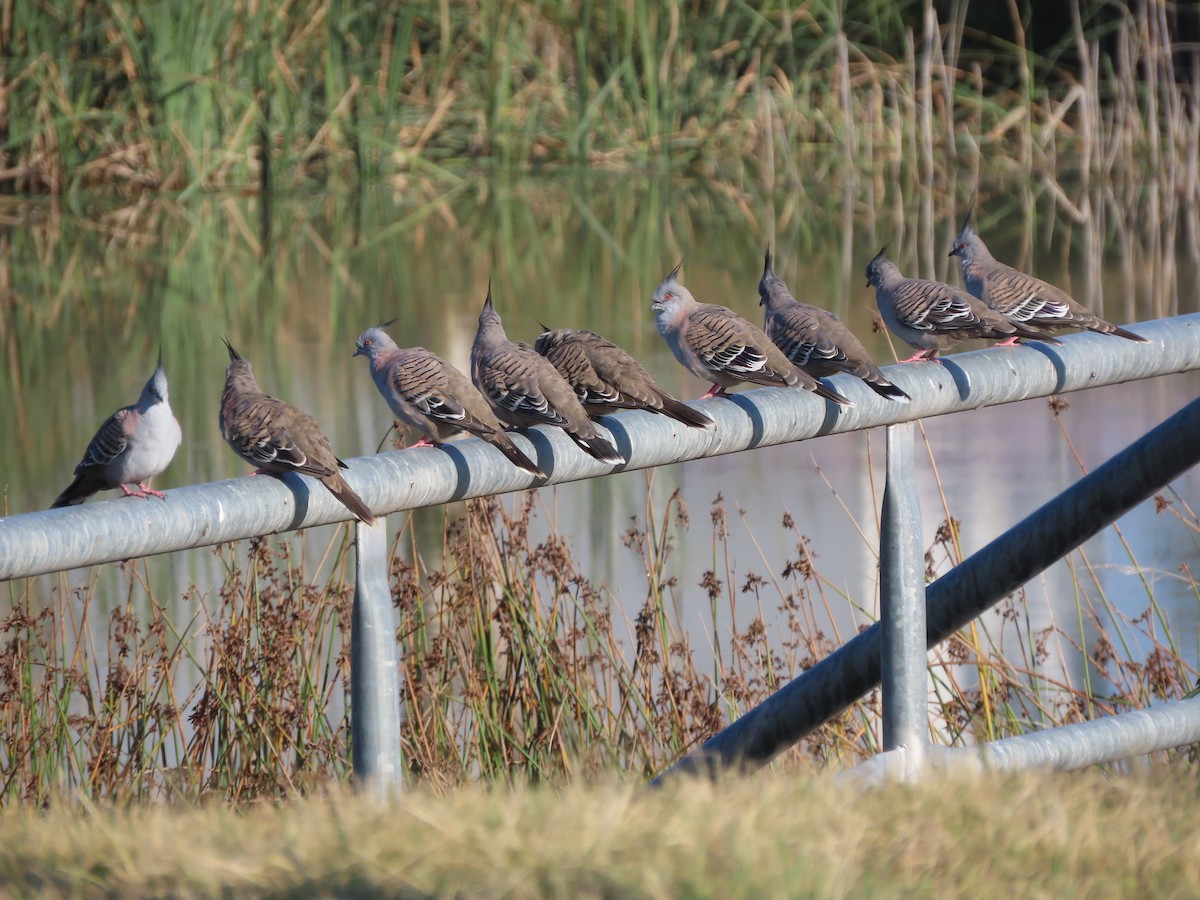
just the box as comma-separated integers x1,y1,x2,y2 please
137,482,167,500
700,384,729,399
994,336,1020,348
408,437,439,449
119,483,146,498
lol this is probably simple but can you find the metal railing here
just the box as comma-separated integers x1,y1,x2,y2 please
3,313,1200,791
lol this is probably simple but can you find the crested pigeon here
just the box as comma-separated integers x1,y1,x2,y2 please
949,213,1147,344
353,323,545,477
51,355,182,508
470,285,625,466
650,261,852,405
534,326,714,428
864,247,1060,363
219,340,376,525
759,248,910,403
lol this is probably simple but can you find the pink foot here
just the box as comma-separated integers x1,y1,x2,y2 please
994,336,1020,348
137,482,167,500
899,351,941,364
119,483,148,499
700,384,729,399
408,438,439,449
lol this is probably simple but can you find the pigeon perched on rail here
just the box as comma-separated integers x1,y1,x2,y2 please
353,323,545,477
865,247,1059,363
219,339,376,525
533,326,713,428
758,248,910,403
51,355,182,508
470,286,625,466
650,261,852,405
949,214,1147,345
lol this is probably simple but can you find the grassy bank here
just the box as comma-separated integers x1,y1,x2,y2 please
1,1,1196,196
1,770,1198,896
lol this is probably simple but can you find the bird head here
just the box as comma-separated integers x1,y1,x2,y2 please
141,351,169,405
650,260,689,315
758,245,788,308
354,321,397,360
222,338,256,383
477,281,503,328
948,206,978,261
864,245,892,288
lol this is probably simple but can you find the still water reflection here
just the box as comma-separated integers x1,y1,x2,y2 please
2,175,1198,700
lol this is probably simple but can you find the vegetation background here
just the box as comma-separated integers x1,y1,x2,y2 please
2,1,1199,893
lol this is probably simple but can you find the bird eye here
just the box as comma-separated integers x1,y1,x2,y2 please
363,338,373,346
663,291,673,300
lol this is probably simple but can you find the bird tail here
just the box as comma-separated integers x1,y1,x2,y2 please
51,473,95,509
652,390,715,428
812,379,853,407
1105,324,1149,343
1014,323,1063,345
489,433,546,478
570,431,625,466
867,378,911,403
322,473,377,526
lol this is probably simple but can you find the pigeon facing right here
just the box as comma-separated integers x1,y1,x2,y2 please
471,286,625,466
51,355,182,508
650,262,851,405
534,326,713,428
353,323,544,477
865,247,1059,363
759,248,909,403
949,214,1148,344
220,340,376,525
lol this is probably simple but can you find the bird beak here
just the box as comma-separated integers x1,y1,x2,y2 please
352,346,364,358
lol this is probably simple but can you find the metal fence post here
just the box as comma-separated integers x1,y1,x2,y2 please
880,422,926,775
352,519,403,797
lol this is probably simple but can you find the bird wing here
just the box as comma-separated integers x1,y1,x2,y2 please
538,331,622,406
891,280,985,333
74,406,136,473
475,347,569,427
390,351,471,428
768,305,846,368
983,265,1080,325
222,393,338,477
686,306,775,379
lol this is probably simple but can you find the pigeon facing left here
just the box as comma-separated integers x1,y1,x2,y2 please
219,340,376,525
651,262,852,405
353,323,545,478
534,326,714,428
865,247,1059,363
949,214,1148,345
759,248,910,403
51,355,182,508
470,286,625,466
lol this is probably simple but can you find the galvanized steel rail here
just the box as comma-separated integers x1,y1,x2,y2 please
3,312,1200,791
2,313,1198,579
656,392,1200,781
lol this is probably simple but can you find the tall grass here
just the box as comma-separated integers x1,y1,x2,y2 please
4,402,1197,804
0,1,1196,201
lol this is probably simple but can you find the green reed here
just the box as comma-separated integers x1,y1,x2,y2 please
1,2,1196,199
